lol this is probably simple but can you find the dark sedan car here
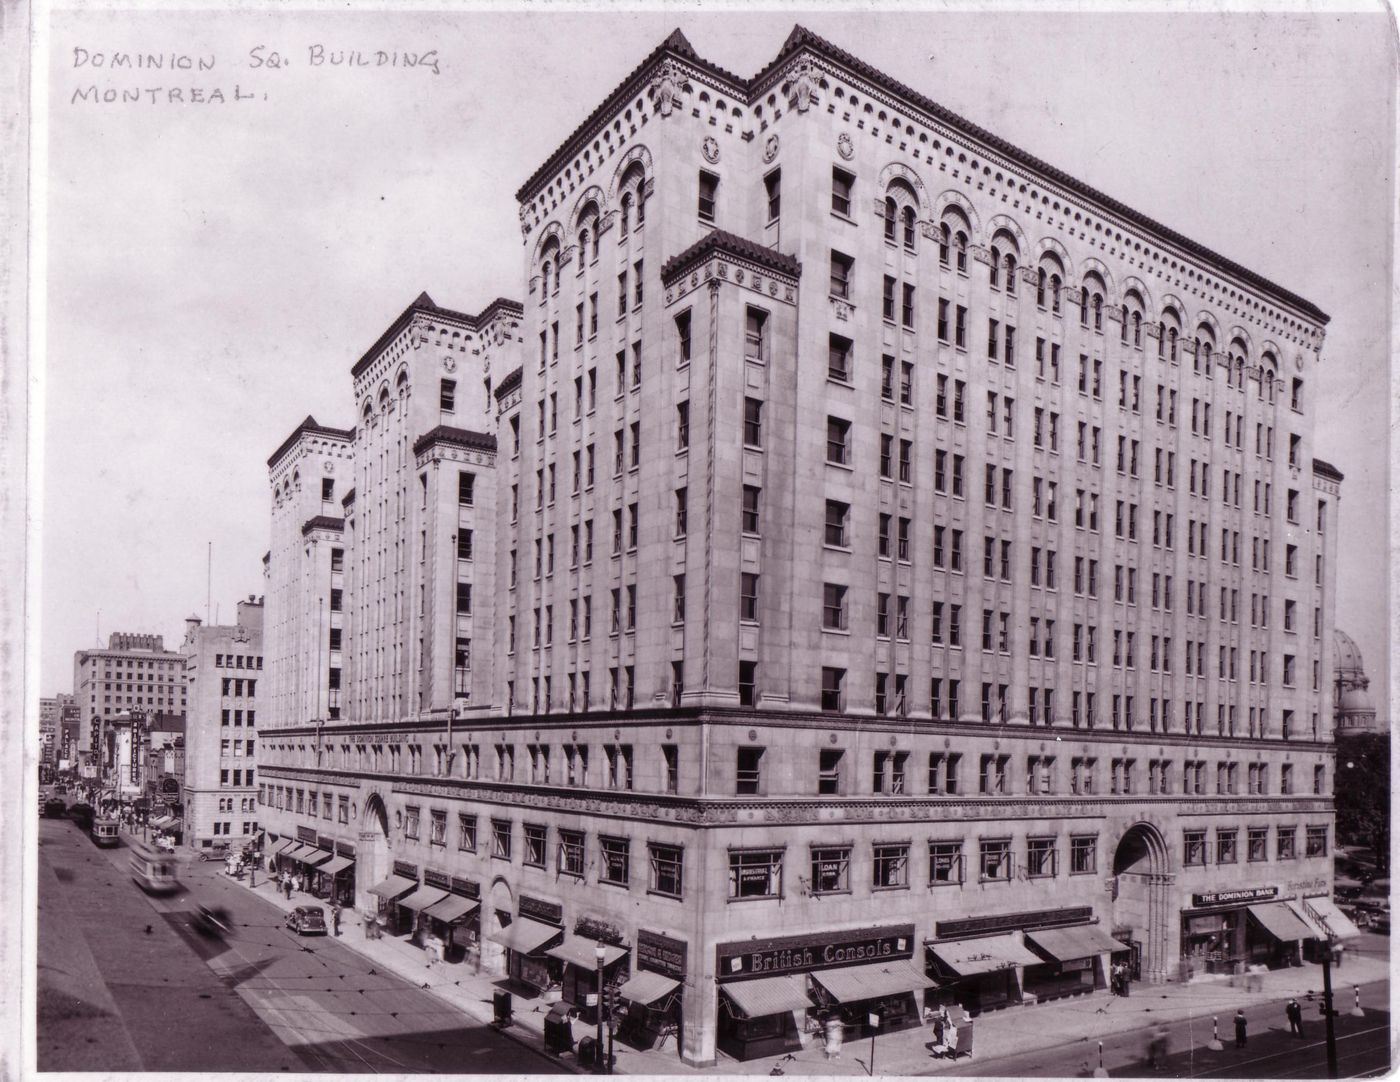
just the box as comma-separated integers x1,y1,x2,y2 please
43,798,68,818
285,905,327,936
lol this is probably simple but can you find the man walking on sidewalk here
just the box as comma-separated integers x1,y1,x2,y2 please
1286,999,1305,1038
331,903,341,937
1234,1009,1248,1048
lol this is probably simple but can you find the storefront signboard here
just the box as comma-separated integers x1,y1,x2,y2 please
450,876,480,899
297,825,318,843
716,924,914,980
935,906,1093,940
393,859,419,879
520,894,563,926
575,915,626,946
637,930,687,979
1192,886,1278,908
335,840,356,857
424,869,451,890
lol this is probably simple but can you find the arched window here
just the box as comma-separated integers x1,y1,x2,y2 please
1160,307,1181,363
540,260,552,300
1037,267,1047,307
1195,325,1215,376
396,369,409,398
883,196,897,243
1092,294,1103,331
575,200,601,268
955,229,968,273
884,179,919,252
989,244,1002,289
1005,253,1018,296
577,227,590,273
378,386,391,414
1120,304,1130,344
620,192,632,239
938,222,951,266
1082,273,1105,330
901,206,916,250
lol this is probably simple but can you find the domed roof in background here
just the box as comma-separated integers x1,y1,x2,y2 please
1334,629,1367,677
1340,687,1376,716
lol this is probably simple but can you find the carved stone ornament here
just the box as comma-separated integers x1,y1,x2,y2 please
830,297,854,322
649,59,684,117
787,56,817,113
837,132,854,160
1295,352,1305,371
443,356,457,373
763,133,779,163
323,459,336,473
702,136,720,164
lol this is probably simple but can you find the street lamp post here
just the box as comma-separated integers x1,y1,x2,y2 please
594,945,607,1074
1320,936,1339,1078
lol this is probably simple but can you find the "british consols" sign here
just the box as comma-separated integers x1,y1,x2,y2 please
716,924,914,980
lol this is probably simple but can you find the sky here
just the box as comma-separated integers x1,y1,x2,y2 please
35,3,1395,710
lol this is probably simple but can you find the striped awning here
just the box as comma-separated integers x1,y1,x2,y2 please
487,917,563,956
1248,902,1317,942
423,894,478,924
367,873,417,900
808,960,934,1002
294,846,333,866
396,886,449,912
317,855,354,876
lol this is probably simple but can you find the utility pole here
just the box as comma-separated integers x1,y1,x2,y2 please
1320,939,1338,1078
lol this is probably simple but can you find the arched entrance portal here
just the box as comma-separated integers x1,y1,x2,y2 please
357,791,391,914
1112,823,1174,984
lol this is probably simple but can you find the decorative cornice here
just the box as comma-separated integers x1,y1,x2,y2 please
1311,457,1343,483
267,415,354,469
659,228,801,287
300,515,345,537
340,487,355,508
494,366,524,401
351,293,523,381
411,425,497,458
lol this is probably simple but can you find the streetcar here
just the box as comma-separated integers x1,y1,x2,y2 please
90,817,120,848
129,840,179,893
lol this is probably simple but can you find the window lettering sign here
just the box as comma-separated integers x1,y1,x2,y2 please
297,825,318,843
519,894,563,926
575,915,626,946
334,840,356,858
424,869,451,890
450,876,480,899
716,924,914,980
1192,886,1278,908
392,860,418,879
637,930,687,979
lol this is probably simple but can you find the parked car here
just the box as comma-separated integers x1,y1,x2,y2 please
285,906,327,936
43,798,67,819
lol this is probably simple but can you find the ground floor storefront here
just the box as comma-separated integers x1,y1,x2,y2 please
1177,885,1340,979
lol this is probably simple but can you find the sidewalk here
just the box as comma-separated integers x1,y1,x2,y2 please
224,863,1390,1076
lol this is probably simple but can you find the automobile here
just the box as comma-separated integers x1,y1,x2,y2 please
198,844,231,862
285,906,327,936
43,798,67,818
194,904,233,937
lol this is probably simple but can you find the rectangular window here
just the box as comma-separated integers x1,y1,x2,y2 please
1070,835,1097,874
979,838,1012,881
872,844,909,889
828,335,853,382
557,829,585,877
929,841,964,885
649,844,684,898
600,835,631,885
491,818,512,860
743,397,763,447
830,167,854,216
826,416,851,464
810,846,851,894
764,169,781,221
824,500,849,547
728,848,783,899
697,170,718,222
1183,830,1207,866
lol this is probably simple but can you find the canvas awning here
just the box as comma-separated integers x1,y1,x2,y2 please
366,873,417,900
273,838,298,855
927,933,1042,976
1285,901,1332,941
423,894,479,924
317,855,354,876
150,815,173,828
1301,896,1364,940
1248,902,1317,942
1026,924,1129,962
293,845,332,865
619,970,681,1005
487,917,563,956
808,960,934,1002
720,974,812,1018
396,886,449,912
546,939,628,970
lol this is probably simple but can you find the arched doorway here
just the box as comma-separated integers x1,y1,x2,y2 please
482,876,516,976
1112,823,1174,983
357,791,391,914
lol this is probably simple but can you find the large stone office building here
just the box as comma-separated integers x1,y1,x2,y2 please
73,633,187,783
257,26,1343,1066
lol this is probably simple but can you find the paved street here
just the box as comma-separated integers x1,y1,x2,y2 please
37,811,568,1073
931,979,1389,1078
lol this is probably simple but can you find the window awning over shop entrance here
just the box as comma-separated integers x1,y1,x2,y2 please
1284,901,1331,941
546,939,628,969
396,886,449,912
273,838,298,856
619,971,681,1005
366,873,417,900
291,845,332,865
317,855,354,876
1025,924,1128,961
927,932,1042,975
423,894,478,924
808,960,934,1002
1300,896,1363,940
1247,902,1317,942
720,974,812,1019
487,917,563,956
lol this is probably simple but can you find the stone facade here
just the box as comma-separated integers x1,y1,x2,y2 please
257,26,1340,1067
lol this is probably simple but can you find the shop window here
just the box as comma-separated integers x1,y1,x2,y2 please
978,838,1012,881
728,848,783,900
1025,837,1058,878
872,843,909,889
600,836,630,885
648,843,683,898
810,846,851,894
523,823,548,868
1183,830,1207,866
557,830,585,877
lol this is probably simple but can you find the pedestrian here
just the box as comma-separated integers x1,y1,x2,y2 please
1146,1024,1169,1070
331,903,341,937
295,873,304,894
1233,1009,1248,1048
1286,998,1304,1038
249,865,256,888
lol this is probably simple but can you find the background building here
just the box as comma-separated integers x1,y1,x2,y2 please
1332,628,1381,737
180,601,263,849
257,26,1342,1066
73,632,186,783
